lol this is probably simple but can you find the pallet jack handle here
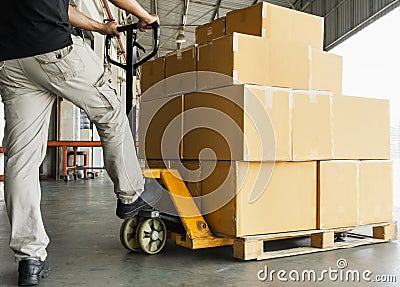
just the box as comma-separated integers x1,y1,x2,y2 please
105,21,160,118
105,22,160,72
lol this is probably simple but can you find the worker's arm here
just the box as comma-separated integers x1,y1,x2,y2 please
68,5,121,36
108,0,159,31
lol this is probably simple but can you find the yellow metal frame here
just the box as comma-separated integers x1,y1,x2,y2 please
142,168,234,249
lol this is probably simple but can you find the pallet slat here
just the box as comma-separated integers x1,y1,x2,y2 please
233,222,397,261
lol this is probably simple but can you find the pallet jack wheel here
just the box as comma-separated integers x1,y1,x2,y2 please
136,218,167,255
120,217,140,251
334,232,348,242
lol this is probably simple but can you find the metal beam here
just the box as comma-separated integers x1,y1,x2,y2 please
211,0,223,21
191,0,236,11
301,0,314,11
286,0,296,9
292,0,302,10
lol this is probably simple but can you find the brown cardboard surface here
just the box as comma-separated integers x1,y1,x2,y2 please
358,161,393,225
165,45,197,96
226,2,324,49
310,48,343,97
196,17,226,44
291,90,333,161
197,33,310,91
201,161,237,236
140,57,165,101
318,161,359,229
332,96,390,160
138,96,183,160
202,161,317,237
182,85,291,161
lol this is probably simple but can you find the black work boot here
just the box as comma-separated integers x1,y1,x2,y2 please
116,179,163,219
18,259,50,286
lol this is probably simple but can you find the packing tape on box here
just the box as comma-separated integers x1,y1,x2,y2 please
262,3,267,18
289,90,294,161
356,161,360,225
177,49,182,61
265,89,273,110
262,29,266,37
192,46,196,59
309,93,317,104
233,70,239,83
289,90,294,109
308,45,312,61
233,33,239,52
327,91,334,159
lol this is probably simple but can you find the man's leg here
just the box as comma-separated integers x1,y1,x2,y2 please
0,59,55,262
20,36,160,212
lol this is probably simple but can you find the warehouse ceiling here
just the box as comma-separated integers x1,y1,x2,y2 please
131,0,400,55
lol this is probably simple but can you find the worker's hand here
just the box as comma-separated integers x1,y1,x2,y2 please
138,13,159,32
100,21,122,37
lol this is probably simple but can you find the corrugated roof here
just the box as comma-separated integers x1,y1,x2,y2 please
131,0,400,55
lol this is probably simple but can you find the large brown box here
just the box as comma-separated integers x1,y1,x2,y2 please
197,33,310,91
358,161,393,225
183,85,333,162
195,17,226,44
140,57,165,100
291,90,333,161
318,161,359,229
165,45,197,96
138,96,183,160
226,2,324,49
332,96,390,160
202,161,317,237
183,85,290,161
310,48,343,97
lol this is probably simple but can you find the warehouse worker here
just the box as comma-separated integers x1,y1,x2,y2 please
0,1,161,286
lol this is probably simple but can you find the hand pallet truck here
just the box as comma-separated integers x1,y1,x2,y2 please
105,23,233,254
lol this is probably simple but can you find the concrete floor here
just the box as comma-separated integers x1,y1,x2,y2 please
0,176,399,287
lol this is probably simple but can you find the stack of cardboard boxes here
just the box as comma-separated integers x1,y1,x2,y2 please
139,2,392,237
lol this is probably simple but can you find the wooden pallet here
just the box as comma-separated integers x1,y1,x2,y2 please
233,222,398,261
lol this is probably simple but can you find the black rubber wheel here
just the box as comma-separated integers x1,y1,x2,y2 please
334,232,348,242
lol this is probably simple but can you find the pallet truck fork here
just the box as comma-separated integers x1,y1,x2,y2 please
106,23,233,255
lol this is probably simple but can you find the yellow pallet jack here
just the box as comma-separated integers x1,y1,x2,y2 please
106,23,233,254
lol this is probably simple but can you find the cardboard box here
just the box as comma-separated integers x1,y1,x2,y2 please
318,161,359,229
140,57,165,101
183,85,333,161
310,48,343,97
332,96,390,160
291,90,333,161
202,161,317,237
358,161,393,225
183,85,291,161
226,2,324,49
138,96,183,160
196,17,226,44
165,45,197,96
197,33,310,91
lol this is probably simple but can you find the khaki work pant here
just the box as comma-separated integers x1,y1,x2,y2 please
0,36,144,261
